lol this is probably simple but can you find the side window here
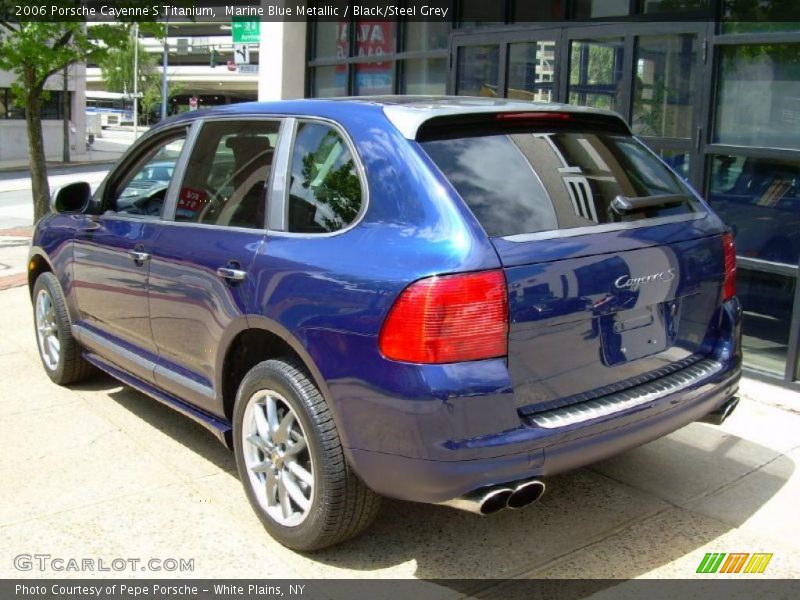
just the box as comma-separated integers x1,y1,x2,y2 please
176,120,279,229
287,122,363,233
110,132,185,218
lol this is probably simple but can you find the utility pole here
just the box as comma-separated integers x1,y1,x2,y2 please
61,65,70,163
161,20,169,120
133,22,139,138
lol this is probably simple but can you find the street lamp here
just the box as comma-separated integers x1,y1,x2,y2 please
132,22,139,138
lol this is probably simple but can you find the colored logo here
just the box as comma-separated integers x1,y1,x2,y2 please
696,552,773,574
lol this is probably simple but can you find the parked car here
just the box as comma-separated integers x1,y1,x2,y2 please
30,97,742,551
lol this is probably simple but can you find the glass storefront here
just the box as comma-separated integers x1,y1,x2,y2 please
568,38,625,112
714,44,800,151
307,0,800,386
632,35,698,139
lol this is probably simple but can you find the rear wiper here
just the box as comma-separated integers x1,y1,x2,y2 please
610,194,688,215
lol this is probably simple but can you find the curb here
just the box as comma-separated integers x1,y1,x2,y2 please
0,273,26,291
0,227,33,237
0,158,120,174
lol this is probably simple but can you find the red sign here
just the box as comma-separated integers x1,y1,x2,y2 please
177,187,208,214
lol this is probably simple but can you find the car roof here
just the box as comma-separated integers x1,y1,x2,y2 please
156,96,627,140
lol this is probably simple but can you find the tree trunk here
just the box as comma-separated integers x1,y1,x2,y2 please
25,71,50,223
62,65,70,164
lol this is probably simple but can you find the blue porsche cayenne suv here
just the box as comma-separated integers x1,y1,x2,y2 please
30,97,741,550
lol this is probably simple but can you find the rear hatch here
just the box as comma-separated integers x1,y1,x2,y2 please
418,111,729,414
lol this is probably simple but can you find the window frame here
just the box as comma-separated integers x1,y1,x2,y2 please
162,117,285,231
95,122,194,220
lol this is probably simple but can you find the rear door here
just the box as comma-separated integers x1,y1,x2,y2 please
419,112,728,413
148,118,283,414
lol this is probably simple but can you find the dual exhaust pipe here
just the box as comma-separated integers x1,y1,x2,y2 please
441,479,546,515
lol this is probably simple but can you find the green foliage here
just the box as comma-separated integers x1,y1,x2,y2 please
300,132,361,232
100,36,157,94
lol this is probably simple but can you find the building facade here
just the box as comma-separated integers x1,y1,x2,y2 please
296,0,800,388
0,64,86,163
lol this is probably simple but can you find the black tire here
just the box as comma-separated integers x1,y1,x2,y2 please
232,357,381,551
32,272,94,385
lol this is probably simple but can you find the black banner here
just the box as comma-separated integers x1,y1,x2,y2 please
4,579,800,600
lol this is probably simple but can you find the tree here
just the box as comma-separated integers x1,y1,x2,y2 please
0,1,163,222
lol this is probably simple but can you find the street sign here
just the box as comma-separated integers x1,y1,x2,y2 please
232,19,260,43
234,44,250,65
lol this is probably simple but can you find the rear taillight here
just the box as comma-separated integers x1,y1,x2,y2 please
379,270,509,364
722,233,737,302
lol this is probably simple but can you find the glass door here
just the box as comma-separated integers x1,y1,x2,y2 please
563,23,707,190
450,28,562,101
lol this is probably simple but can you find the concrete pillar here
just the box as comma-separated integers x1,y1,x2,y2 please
257,1,307,100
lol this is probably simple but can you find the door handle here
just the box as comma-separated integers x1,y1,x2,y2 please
127,250,151,263
216,267,247,282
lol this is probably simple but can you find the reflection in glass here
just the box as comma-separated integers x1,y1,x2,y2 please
312,66,347,98
568,39,625,112
401,59,447,95
313,21,345,60
404,20,449,51
659,150,691,182
573,0,629,18
714,44,800,151
354,21,396,60
513,0,564,21
738,267,795,376
633,35,697,139
708,155,800,266
507,41,557,103
722,0,800,33
456,45,500,96
288,122,362,233
354,62,394,95
640,0,707,13
421,132,697,237
458,0,505,27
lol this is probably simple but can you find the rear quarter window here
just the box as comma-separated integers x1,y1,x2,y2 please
420,122,701,238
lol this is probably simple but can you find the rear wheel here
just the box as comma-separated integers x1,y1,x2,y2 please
32,272,94,385
233,358,380,551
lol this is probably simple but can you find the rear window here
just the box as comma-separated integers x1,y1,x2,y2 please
420,124,701,237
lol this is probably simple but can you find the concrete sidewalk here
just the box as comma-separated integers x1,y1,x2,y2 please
0,285,799,589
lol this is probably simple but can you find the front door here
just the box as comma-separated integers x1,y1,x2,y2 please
148,118,283,415
72,127,188,382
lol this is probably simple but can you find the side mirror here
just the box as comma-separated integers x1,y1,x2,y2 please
51,182,92,214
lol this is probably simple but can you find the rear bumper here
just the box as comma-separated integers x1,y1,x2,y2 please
348,359,741,504
347,298,742,503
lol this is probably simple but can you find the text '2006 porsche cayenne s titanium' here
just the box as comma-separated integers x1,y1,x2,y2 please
29,97,741,550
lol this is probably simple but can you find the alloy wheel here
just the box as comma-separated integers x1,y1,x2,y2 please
35,289,60,371
241,389,314,527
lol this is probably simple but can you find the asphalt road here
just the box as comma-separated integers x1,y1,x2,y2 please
0,164,111,230
0,127,138,229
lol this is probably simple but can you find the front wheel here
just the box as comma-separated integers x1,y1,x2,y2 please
233,358,380,551
32,272,94,385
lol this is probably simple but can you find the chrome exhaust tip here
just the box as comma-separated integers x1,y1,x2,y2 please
699,396,739,426
438,486,513,515
507,479,546,509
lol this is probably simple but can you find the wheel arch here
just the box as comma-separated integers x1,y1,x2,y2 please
215,316,336,433
27,248,54,299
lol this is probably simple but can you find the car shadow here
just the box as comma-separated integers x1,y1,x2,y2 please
71,373,237,476
71,374,793,587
